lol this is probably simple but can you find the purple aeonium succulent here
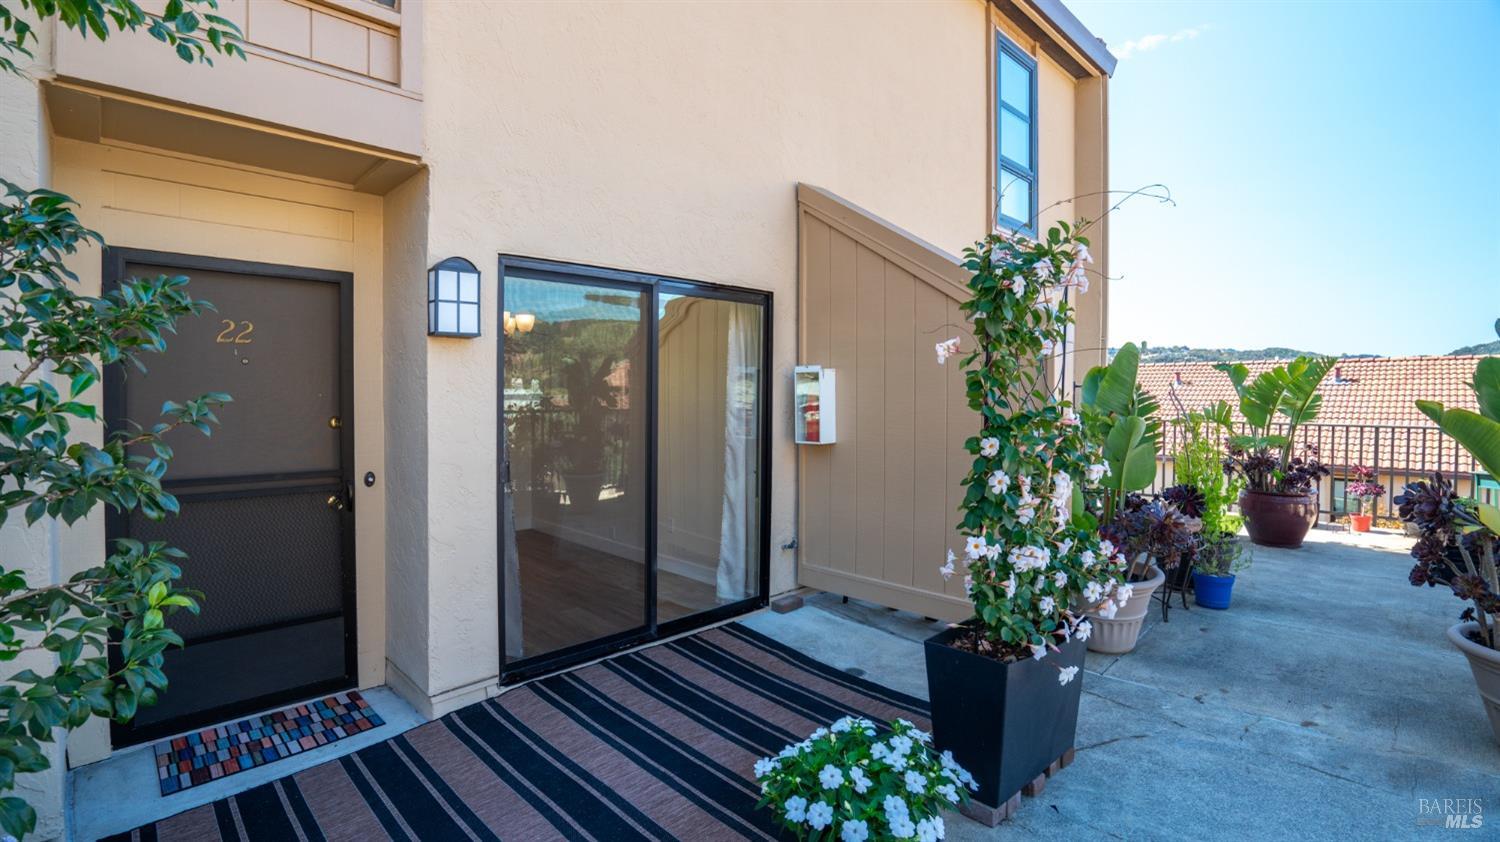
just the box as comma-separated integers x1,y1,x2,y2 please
1394,474,1462,534
1160,484,1207,519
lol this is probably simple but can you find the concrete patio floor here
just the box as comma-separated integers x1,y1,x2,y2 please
743,526,1500,840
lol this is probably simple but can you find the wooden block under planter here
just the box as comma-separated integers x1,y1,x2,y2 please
959,792,1021,827
1021,773,1047,797
770,594,804,614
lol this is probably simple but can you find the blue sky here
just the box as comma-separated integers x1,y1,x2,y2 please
1067,0,1500,356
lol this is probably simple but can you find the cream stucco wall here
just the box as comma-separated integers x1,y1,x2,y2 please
393,0,1109,707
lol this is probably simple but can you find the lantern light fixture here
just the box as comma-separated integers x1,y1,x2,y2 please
428,256,481,337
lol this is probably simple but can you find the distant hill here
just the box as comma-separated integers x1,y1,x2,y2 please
1449,339,1500,356
1110,345,1378,364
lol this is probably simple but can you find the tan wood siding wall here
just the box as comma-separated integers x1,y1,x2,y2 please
795,185,977,622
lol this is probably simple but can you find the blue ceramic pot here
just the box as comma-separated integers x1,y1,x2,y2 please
1193,572,1235,609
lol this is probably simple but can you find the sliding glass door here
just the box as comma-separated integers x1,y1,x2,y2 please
499,259,769,680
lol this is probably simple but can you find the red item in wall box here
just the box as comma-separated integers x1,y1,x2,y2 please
804,397,820,442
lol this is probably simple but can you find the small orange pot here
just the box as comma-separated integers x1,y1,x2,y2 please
1349,513,1373,532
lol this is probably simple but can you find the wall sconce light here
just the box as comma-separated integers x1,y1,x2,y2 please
504,311,536,337
428,257,481,337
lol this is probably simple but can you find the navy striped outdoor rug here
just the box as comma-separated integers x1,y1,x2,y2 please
101,623,930,841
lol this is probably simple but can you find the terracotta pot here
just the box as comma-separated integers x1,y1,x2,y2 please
1448,622,1500,745
1349,513,1373,532
1085,564,1164,655
1239,489,1318,548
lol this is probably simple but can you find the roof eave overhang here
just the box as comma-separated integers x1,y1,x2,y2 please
993,0,1118,79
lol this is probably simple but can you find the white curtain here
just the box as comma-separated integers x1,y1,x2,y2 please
716,304,757,602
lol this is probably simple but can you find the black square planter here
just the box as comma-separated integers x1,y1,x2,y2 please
923,625,1084,810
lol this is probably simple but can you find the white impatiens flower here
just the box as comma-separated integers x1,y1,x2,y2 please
987,469,1010,496
916,817,945,842
888,734,914,756
979,436,1000,457
883,794,911,822
936,782,960,804
870,742,891,763
1058,666,1079,686
754,757,778,777
818,764,844,790
784,795,808,823
831,717,853,733
1039,595,1055,613
1075,618,1093,641
939,549,956,581
890,816,917,839
807,801,834,830
849,766,872,794
903,770,928,794
935,337,961,364
963,535,988,560
841,820,871,842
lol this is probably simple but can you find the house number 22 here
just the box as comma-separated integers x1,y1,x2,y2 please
216,319,255,344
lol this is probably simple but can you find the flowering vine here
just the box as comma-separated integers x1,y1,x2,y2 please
935,223,1128,679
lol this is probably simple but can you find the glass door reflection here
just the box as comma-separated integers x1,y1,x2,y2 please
502,274,649,661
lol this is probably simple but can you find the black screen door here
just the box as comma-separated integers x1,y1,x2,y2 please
105,250,355,745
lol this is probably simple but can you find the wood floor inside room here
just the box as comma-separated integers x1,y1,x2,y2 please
515,529,717,658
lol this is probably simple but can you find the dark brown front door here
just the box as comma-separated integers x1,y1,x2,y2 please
105,249,355,745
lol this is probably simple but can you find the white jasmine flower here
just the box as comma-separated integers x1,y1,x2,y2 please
1031,643,1047,661
935,337,960,364
1007,545,1050,572
841,819,871,842
818,764,844,790
1034,258,1055,282
987,469,1010,495
1083,581,1103,603
939,549,956,581
963,574,974,596
1041,337,1057,356
1058,666,1079,686
1086,463,1109,483
979,436,1000,457
1039,595,1055,613
1075,618,1093,641
1075,243,1093,264
1002,574,1017,598
807,801,834,830
1053,570,1068,588
754,757,777,778
1008,275,1026,297
1017,505,1036,524
984,542,1003,561
784,795,808,823
1060,407,1081,427
1116,583,1134,607
903,770,928,794
849,766,872,794
1098,539,1116,558
1097,598,1119,619
1079,549,1096,569
964,535,988,560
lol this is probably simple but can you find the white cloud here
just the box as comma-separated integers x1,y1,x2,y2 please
1115,24,1211,60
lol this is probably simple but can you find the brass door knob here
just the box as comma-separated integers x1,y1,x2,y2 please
326,494,346,511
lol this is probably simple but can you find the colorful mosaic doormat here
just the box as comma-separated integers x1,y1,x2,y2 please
153,690,384,795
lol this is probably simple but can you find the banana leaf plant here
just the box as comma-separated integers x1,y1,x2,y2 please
1212,355,1336,493
1081,342,1160,525
1415,357,1500,535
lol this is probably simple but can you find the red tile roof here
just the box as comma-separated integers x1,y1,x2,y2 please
1140,356,1488,429
1140,356,1493,473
